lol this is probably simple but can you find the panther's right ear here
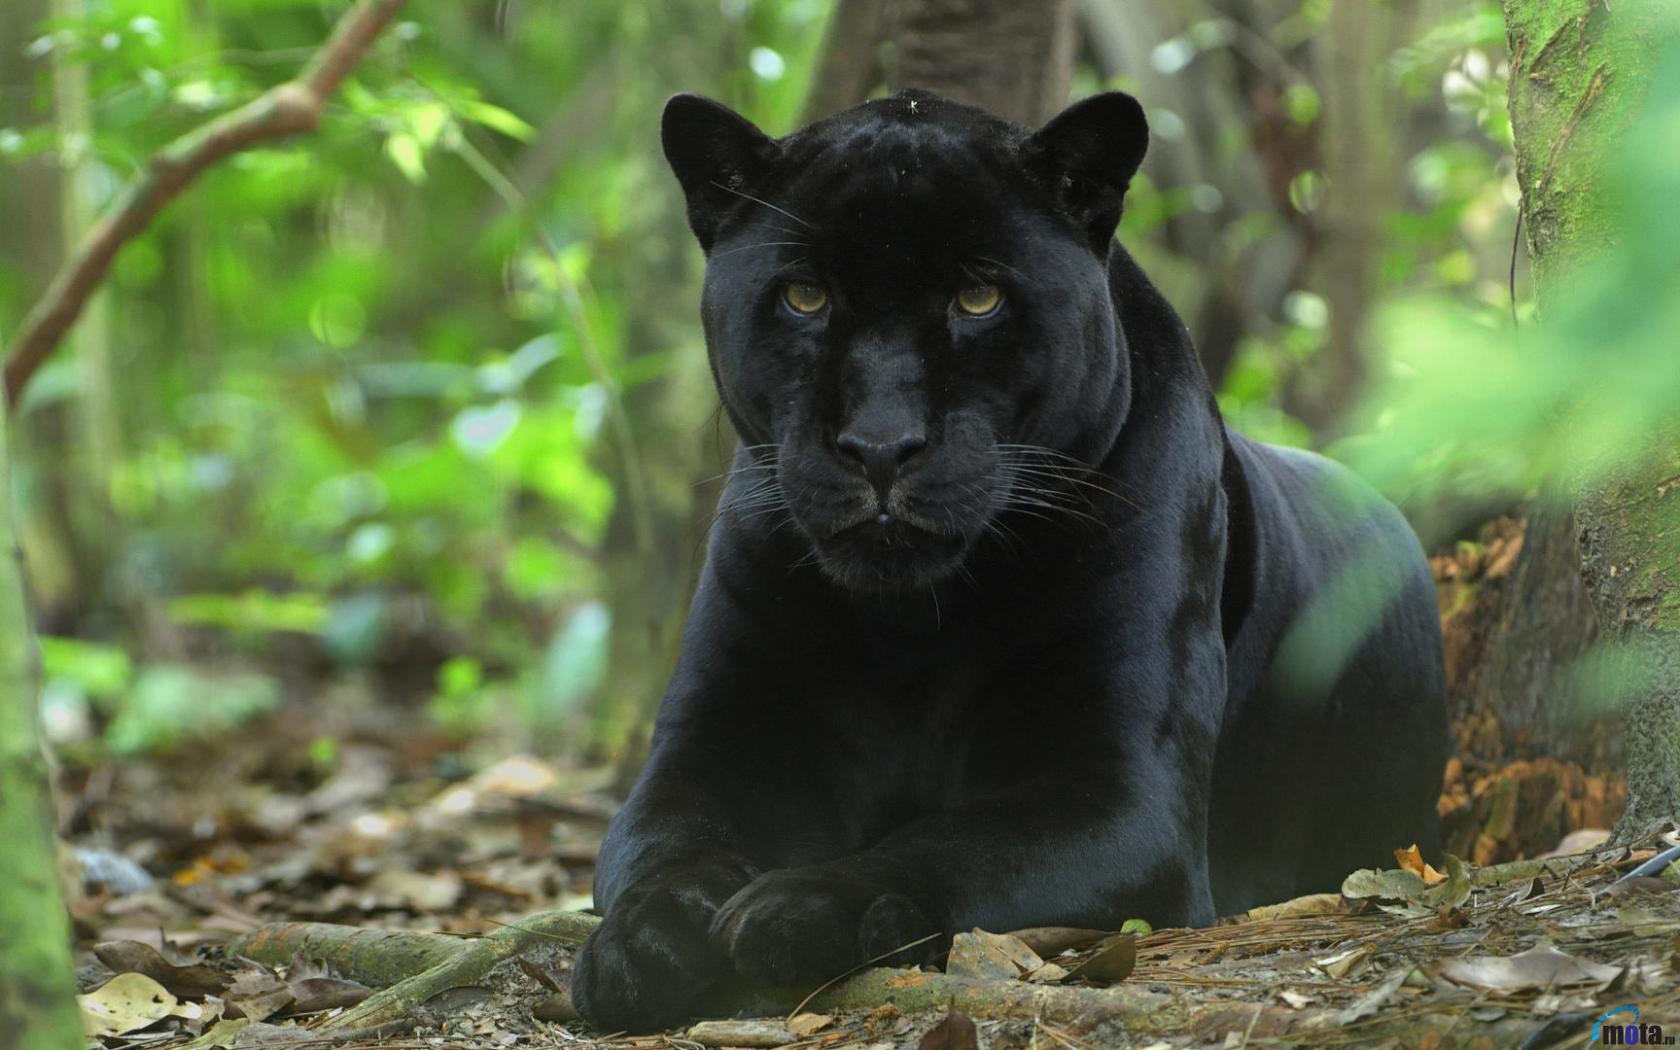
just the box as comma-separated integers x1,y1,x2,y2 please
662,94,780,252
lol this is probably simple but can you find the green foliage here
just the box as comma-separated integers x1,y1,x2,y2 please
3,0,825,755
9,0,1656,759
42,637,279,757
1341,39,1680,506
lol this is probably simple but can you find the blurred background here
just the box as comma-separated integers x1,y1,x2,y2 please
3,0,1675,910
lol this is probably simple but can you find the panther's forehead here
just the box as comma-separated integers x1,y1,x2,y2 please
768,100,1027,277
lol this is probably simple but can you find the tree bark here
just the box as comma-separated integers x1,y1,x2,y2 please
0,356,83,1047
1501,0,1680,839
1468,502,1606,769
803,0,889,122
882,0,1078,125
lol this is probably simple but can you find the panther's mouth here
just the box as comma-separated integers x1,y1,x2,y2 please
811,515,970,590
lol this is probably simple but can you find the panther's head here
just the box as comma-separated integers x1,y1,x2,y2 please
663,89,1149,592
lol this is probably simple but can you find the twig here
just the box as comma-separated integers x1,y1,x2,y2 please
2,0,409,409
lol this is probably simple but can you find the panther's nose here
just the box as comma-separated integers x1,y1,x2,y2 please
837,428,927,495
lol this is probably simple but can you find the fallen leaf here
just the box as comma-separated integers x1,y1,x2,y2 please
532,991,577,1023
919,1006,979,1050
1312,944,1373,981
1436,945,1622,994
225,970,292,1022
362,867,462,912
1063,933,1137,983
1331,968,1408,1024
1004,927,1107,956
94,941,230,999
1278,989,1313,1009
79,972,204,1037
1394,844,1448,886
284,976,372,1013
1342,867,1428,902
688,1019,796,1047
176,1018,252,1050
1244,893,1346,922
946,929,1042,980
1423,854,1472,909
788,1012,835,1037
230,1021,314,1046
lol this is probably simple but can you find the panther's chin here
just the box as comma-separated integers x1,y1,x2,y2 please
810,517,971,592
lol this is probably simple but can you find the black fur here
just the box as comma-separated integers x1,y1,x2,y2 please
570,90,1448,1032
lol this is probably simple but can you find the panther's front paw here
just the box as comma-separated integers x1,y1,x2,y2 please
709,868,937,987
571,863,754,1033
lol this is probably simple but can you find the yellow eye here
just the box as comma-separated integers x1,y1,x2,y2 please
954,284,1003,316
782,282,829,314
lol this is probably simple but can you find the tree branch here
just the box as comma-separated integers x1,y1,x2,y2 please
2,0,408,410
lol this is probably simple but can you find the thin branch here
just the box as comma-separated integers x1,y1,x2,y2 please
2,0,409,410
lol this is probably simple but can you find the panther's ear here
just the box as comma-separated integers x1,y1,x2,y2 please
662,94,780,252
1021,92,1149,254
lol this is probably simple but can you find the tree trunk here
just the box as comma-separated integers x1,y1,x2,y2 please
1288,0,1420,434
1501,0,1680,839
0,361,84,1047
1468,501,1606,770
883,0,1078,125
803,0,889,122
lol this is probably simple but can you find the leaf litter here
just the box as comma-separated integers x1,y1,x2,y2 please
58,703,1680,1050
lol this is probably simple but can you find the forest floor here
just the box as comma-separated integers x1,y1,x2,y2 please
58,520,1680,1050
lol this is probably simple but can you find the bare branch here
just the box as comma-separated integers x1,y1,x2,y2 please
2,0,408,410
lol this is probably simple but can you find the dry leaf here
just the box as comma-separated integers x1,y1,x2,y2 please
1244,893,1346,922
284,976,372,1013
919,1006,979,1050
1436,945,1622,994
1394,844,1447,886
1342,867,1428,902
687,1019,796,1047
225,970,292,1022
1004,926,1107,956
1331,969,1409,1024
1278,989,1313,1009
79,972,204,1037
94,940,229,998
946,928,1042,980
1312,944,1373,980
788,1012,835,1037
176,1018,253,1050
1063,933,1137,983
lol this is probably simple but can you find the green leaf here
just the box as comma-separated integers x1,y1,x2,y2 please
385,132,426,182
458,99,534,141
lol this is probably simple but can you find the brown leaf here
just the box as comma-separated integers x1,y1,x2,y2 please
687,1019,797,1047
1003,926,1107,956
1312,944,1374,981
1436,945,1622,994
919,1006,979,1050
94,940,230,998
1063,933,1137,983
284,976,372,1014
1242,893,1347,922
225,970,292,1022
1394,844,1448,886
946,928,1042,980
532,991,578,1023
787,1012,835,1037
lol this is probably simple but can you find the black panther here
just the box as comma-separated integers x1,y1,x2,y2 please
569,88,1447,1032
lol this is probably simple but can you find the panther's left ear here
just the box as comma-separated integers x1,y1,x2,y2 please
662,93,781,252
1021,92,1149,254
